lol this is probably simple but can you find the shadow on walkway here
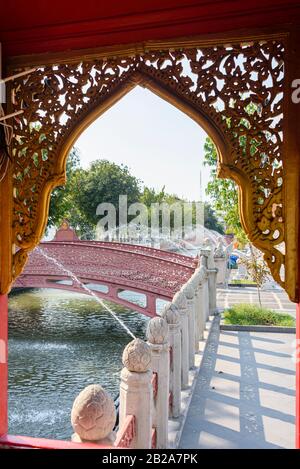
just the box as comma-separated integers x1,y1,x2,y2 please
179,317,295,449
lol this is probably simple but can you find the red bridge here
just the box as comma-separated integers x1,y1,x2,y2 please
13,223,197,316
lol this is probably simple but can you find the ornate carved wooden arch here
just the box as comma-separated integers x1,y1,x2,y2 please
5,37,297,301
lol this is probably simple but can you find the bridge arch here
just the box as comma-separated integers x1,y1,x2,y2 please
13,225,197,316
14,282,159,318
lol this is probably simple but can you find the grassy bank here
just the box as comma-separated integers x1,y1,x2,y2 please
223,304,295,327
230,279,256,285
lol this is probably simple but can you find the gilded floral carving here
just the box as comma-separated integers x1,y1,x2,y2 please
10,40,286,294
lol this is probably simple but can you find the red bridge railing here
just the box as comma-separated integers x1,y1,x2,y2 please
114,415,136,448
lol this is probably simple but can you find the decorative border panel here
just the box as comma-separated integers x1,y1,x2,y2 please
7,38,292,298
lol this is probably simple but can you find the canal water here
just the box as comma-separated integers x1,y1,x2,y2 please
8,288,151,440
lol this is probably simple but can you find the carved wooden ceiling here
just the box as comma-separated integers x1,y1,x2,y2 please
1,1,300,59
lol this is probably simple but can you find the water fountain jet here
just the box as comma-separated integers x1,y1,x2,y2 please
36,247,137,340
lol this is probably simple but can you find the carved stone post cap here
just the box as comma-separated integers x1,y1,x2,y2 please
203,238,216,268
203,237,214,248
200,255,208,268
161,302,180,325
146,316,169,344
122,338,152,372
181,282,195,299
71,384,116,442
172,290,188,310
214,237,226,258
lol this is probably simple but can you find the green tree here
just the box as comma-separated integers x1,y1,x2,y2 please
48,147,81,227
48,148,225,239
203,137,247,244
204,203,224,234
141,186,224,234
72,159,142,228
48,155,143,236
238,244,270,307
140,186,182,206
140,186,166,206
140,185,183,229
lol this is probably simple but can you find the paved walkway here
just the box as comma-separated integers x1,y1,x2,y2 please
179,317,296,449
217,287,296,316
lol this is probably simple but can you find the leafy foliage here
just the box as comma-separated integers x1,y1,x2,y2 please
203,103,263,245
48,147,81,228
71,159,142,226
48,148,225,237
224,304,295,327
237,245,270,307
203,137,249,245
204,203,224,234
48,153,142,237
203,137,243,235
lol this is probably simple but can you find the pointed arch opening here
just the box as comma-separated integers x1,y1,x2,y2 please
8,39,295,300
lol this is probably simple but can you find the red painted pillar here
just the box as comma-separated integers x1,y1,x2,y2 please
289,25,300,450
0,294,8,436
296,300,300,449
296,129,300,450
297,304,300,448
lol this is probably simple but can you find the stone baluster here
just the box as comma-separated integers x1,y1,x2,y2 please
172,290,189,389
190,267,205,347
161,302,181,418
119,338,153,449
200,255,210,320
203,238,218,316
190,273,200,348
203,241,216,271
146,316,169,449
204,274,210,320
214,256,227,286
214,237,227,286
208,266,217,315
181,282,196,368
71,384,116,445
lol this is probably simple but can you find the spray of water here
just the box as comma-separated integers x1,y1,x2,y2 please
36,247,136,340
53,220,221,257
159,236,193,256
96,221,198,256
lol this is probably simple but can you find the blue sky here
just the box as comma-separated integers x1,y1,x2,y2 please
75,86,211,201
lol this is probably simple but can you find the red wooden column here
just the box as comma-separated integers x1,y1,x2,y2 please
0,294,8,436
297,203,300,449
286,26,300,450
297,302,300,449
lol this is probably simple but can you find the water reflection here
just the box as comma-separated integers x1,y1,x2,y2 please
8,288,149,439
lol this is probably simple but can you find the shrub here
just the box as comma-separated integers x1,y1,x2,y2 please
223,304,295,327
